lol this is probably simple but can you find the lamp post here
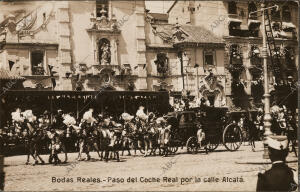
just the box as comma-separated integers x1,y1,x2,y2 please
261,3,273,159
249,2,279,159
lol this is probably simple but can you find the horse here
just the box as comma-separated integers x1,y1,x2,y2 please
98,125,123,162
121,121,135,156
143,120,159,157
157,123,171,157
23,121,47,165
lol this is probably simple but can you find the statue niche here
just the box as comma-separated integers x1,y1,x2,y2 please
154,53,168,75
98,38,111,65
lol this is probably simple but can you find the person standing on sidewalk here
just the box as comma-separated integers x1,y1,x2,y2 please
256,136,298,191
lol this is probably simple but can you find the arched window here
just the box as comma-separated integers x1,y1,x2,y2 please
228,44,244,78
228,1,237,14
248,2,257,19
96,0,109,18
154,53,168,74
98,38,111,65
282,6,291,22
31,50,44,75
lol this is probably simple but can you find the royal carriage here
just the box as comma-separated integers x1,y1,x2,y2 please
164,106,244,154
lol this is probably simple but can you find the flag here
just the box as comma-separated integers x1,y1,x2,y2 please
8,60,15,71
48,65,56,88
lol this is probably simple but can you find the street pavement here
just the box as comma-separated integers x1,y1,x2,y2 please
3,141,298,191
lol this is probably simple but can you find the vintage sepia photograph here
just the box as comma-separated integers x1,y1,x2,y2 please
0,0,298,191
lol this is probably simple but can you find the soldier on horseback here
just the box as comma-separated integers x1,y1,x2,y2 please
77,108,97,161
21,109,45,165
136,106,150,157
121,112,135,156
157,116,171,157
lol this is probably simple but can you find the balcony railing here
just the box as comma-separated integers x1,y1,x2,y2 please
32,66,45,76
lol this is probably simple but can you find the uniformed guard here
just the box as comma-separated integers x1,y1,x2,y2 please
256,135,298,191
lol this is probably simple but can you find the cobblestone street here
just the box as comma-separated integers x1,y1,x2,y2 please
3,141,298,191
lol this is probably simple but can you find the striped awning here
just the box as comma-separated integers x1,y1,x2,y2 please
0,68,25,80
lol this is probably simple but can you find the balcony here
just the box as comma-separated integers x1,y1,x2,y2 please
32,66,45,76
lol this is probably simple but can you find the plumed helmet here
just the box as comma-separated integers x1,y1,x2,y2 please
103,118,110,126
63,114,76,126
82,110,96,123
22,110,36,123
156,117,166,125
271,105,280,114
136,107,148,121
121,113,134,121
11,109,24,123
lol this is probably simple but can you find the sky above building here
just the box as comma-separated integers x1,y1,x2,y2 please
145,0,175,13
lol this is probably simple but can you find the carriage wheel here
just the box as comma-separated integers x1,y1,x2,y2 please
186,136,198,154
168,146,178,154
206,140,219,152
223,123,243,151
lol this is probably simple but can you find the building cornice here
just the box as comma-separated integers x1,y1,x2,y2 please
174,42,225,48
3,42,59,49
223,36,298,45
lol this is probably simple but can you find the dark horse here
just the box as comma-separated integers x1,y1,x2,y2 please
77,122,102,161
48,125,77,164
98,125,123,162
22,121,48,165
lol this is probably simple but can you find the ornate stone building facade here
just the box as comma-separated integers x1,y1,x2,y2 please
167,1,298,109
0,1,147,91
0,1,298,110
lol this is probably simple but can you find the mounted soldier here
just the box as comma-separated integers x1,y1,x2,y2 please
136,106,150,157
53,109,64,130
157,117,171,157
21,110,45,165
121,112,135,156
78,108,98,161
145,112,158,156
49,112,78,164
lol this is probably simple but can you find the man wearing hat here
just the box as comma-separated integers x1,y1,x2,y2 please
256,135,297,191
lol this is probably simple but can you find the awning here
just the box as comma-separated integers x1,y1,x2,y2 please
282,22,296,30
0,68,25,80
248,19,261,28
228,18,242,24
